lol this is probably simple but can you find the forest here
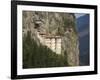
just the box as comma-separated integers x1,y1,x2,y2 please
23,32,68,68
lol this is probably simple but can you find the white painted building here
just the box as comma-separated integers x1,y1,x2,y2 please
56,39,61,54
36,31,62,54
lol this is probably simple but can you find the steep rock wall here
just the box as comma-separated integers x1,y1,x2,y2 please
23,11,79,66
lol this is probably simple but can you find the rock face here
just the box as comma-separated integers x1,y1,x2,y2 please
23,11,79,66
62,30,79,66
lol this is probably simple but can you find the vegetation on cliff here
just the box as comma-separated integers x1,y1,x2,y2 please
23,32,68,68
22,11,79,68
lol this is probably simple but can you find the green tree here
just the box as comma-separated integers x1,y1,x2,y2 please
23,32,68,68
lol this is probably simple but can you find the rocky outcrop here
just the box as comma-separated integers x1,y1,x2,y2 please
62,29,79,66
23,11,79,66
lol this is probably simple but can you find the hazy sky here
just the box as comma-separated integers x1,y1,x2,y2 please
75,13,85,18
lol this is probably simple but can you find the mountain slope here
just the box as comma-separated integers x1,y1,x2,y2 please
23,11,80,68
76,14,90,66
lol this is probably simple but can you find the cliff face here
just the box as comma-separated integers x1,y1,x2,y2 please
62,30,79,66
23,11,79,66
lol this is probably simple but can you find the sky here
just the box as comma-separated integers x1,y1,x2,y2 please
75,13,85,18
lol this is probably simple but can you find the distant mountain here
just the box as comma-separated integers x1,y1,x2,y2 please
76,14,90,66
76,14,89,35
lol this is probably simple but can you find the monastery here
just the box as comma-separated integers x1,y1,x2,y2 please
23,19,62,54
36,31,61,54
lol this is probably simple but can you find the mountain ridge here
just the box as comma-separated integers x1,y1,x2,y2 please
76,14,90,65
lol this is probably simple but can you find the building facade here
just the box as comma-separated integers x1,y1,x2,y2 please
37,31,62,54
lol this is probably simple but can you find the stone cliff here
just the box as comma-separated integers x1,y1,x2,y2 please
23,11,79,66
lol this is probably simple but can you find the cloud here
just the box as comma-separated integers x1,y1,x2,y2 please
75,13,86,18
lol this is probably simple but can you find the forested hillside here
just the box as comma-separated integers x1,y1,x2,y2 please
23,32,68,68
23,11,79,68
